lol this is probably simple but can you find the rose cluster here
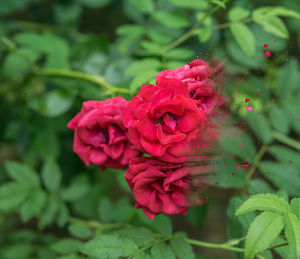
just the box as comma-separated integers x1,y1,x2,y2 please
68,60,223,219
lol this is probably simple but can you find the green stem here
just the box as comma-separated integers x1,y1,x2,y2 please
163,0,230,52
268,241,288,250
272,131,300,152
187,239,245,253
246,144,269,183
40,69,130,95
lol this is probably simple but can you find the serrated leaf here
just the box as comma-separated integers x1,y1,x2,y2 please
246,112,272,144
284,213,300,259
80,235,138,258
20,189,47,222
152,214,172,235
245,211,284,259
5,161,39,187
41,158,61,193
0,183,30,211
153,11,189,29
235,193,290,216
170,233,195,259
114,226,154,247
291,198,300,219
229,7,250,22
151,243,175,259
51,238,82,254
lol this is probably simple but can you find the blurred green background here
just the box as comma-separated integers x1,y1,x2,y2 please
1,0,300,258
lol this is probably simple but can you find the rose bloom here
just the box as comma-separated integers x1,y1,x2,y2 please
156,60,224,115
125,157,209,219
68,97,140,169
123,78,210,162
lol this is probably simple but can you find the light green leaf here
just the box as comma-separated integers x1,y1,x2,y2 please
116,25,145,39
126,59,161,76
68,224,93,239
132,252,152,259
0,183,30,211
254,15,288,38
151,243,175,259
153,11,189,29
253,6,300,20
229,7,250,22
152,214,172,235
230,23,255,57
80,235,138,258
51,238,82,254
235,193,290,216
284,213,300,259
291,198,300,219
114,226,154,247
245,211,284,259
168,0,207,9
141,41,163,55
170,233,195,259
165,48,194,60
5,161,39,187
246,112,272,144
128,0,154,14
196,14,212,43
41,158,61,193
20,189,47,222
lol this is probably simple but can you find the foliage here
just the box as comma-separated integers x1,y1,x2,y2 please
1,0,300,258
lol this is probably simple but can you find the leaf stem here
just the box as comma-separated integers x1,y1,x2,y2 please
272,131,300,152
187,238,245,253
163,0,230,52
40,69,130,95
268,241,288,250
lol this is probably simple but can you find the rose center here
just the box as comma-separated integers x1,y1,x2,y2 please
155,113,177,132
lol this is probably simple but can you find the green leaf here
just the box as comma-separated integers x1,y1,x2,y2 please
165,48,194,60
57,202,69,227
129,70,158,94
114,226,154,247
98,197,114,222
254,15,288,38
229,7,250,22
269,145,300,170
78,0,111,8
170,233,195,259
284,213,300,259
126,59,161,76
270,105,290,134
291,198,300,219
151,243,175,259
235,193,290,216
80,235,138,258
152,214,172,235
116,25,145,39
245,211,284,259
41,194,60,226
168,0,207,9
249,179,274,195
68,224,93,239
141,41,163,55
128,0,154,14
132,252,152,259
41,158,61,193
5,161,39,187
246,112,272,144
230,23,255,57
259,162,300,196
20,189,47,222
113,198,134,222
153,11,189,29
253,6,300,20
0,183,30,211
61,175,89,202
51,238,82,254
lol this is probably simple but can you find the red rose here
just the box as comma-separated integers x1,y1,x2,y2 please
123,78,208,162
156,60,223,115
125,157,209,219
68,97,140,169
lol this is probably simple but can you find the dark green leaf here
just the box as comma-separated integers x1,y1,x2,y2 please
249,179,274,195
151,243,175,259
78,0,111,8
168,0,207,9
128,0,154,14
51,238,82,254
41,194,60,226
229,7,250,22
170,233,195,259
61,175,89,202
152,214,172,235
153,11,189,28
270,105,290,134
68,224,93,239
41,158,61,193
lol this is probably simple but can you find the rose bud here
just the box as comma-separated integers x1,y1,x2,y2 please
68,97,140,169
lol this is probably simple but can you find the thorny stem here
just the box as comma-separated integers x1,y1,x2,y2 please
272,131,300,152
